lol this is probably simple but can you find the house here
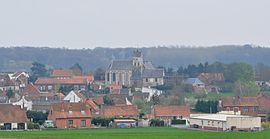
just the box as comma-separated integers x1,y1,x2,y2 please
0,91,8,103
12,96,33,110
219,96,259,116
105,50,164,87
0,104,28,130
31,92,64,112
35,78,88,92
198,73,224,85
48,102,92,128
21,83,40,98
8,71,29,90
0,73,18,91
85,98,99,116
153,105,190,120
189,112,261,131
101,105,138,118
51,69,74,79
73,75,94,84
142,69,164,87
109,84,121,94
142,87,163,102
64,90,86,103
183,78,205,93
256,94,270,122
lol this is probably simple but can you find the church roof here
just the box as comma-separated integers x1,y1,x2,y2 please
144,61,155,69
142,69,164,78
109,60,133,70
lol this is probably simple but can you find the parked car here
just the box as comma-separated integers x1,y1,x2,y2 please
44,120,55,128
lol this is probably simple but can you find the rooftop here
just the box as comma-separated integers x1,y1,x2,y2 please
190,114,253,122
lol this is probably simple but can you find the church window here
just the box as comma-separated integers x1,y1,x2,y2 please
113,73,116,82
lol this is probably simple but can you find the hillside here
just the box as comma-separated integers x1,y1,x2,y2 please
0,45,269,72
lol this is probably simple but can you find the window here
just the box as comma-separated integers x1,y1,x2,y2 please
155,78,158,82
81,120,86,127
68,120,73,125
253,107,257,112
113,73,116,82
107,73,110,81
48,85,53,90
146,78,148,82
243,107,249,112
69,111,73,114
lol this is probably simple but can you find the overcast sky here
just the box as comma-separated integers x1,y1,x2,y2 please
0,0,269,48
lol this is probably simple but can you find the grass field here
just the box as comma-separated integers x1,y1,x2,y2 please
0,128,270,139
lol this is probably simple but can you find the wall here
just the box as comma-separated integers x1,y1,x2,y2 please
227,117,261,129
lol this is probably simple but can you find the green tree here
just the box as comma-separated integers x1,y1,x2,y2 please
6,89,14,100
227,63,254,82
234,80,260,96
103,96,114,106
29,62,48,83
151,94,160,105
26,111,48,125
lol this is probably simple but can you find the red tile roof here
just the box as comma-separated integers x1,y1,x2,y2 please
101,105,138,117
221,96,259,107
153,105,190,117
92,95,105,105
73,76,94,82
22,83,40,96
49,102,91,119
257,95,270,111
85,98,98,111
52,70,74,77
35,78,87,85
0,104,28,123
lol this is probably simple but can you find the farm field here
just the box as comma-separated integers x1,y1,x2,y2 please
0,128,270,139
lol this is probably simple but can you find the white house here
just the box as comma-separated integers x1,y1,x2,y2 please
141,87,163,102
12,96,32,110
63,90,85,103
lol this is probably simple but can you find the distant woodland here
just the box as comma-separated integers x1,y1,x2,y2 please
0,45,269,72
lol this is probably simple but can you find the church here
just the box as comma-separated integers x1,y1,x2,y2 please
105,50,164,88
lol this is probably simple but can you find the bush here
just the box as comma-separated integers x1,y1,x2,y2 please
171,119,186,125
92,117,114,127
262,122,270,129
150,119,164,127
26,111,48,125
0,125,4,130
27,122,40,129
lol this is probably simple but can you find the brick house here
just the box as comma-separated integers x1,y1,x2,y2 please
51,70,74,79
152,105,190,120
219,96,259,116
101,105,138,118
35,78,88,92
48,102,92,128
0,104,28,130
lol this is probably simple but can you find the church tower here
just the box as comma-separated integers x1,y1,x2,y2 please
132,49,143,68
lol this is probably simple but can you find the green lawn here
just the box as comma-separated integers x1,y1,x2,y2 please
0,128,270,139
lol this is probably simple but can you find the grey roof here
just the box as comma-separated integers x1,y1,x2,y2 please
109,60,133,70
144,61,155,69
142,69,164,78
184,78,204,85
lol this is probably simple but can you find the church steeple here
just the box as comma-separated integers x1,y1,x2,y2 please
132,49,143,68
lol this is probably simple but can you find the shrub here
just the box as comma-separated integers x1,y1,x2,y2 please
150,119,164,127
92,117,114,127
262,122,270,129
27,122,40,129
171,119,186,125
